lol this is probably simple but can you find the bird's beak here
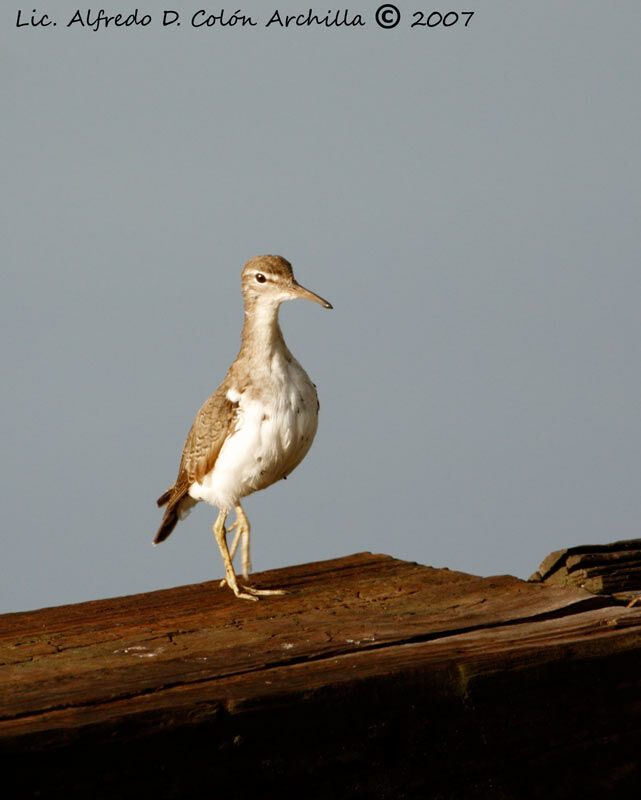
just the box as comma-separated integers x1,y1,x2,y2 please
291,281,333,309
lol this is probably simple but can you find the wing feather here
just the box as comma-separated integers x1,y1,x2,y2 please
154,381,239,544
179,385,238,485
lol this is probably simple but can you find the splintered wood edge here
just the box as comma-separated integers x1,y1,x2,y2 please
534,538,641,583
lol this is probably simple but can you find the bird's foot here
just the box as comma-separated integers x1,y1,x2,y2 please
218,577,258,602
241,585,287,597
234,590,260,602
219,577,286,598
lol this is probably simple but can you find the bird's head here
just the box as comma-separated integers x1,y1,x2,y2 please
241,255,333,310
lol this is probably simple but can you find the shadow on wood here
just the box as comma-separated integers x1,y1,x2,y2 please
1,552,641,799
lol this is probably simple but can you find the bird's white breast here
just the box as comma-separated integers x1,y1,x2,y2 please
189,352,319,511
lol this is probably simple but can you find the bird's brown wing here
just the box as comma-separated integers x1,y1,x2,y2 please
154,382,239,544
179,385,239,485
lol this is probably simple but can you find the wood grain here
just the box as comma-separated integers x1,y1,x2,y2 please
531,537,641,597
1,552,640,799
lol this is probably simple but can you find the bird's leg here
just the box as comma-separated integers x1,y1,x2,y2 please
219,504,286,597
227,523,242,562
232,503,252,578
212,509,257,602
226,503,249,572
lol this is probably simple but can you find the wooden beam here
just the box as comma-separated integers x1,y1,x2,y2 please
1,552,640,798
530,537,641,598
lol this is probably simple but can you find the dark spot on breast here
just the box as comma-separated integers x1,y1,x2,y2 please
262,413,269,421
296,407,300,415
256,456,262,463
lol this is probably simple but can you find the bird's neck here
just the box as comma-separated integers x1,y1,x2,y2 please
239,300,287,363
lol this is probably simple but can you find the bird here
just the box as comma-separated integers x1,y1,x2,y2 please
154,255,333,601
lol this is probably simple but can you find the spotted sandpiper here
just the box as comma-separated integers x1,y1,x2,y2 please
154,255,332,601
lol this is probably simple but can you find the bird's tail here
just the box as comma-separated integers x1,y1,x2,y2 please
154,484,182,544
156,488,172,507
154,502,179,545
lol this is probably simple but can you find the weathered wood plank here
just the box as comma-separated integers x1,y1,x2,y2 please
530,537,641,596
1,552,640,799
0,553,606,719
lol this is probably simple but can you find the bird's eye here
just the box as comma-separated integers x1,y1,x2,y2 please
255,273,266,283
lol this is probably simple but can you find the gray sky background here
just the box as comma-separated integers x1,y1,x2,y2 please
2,2,640,613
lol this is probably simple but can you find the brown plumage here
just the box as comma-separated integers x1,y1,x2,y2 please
154,254,332,600
154,385,237,544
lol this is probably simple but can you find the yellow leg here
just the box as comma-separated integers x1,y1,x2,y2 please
212,509,257,602
227,503,252,578
217,505,286,598
228,525,242,562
